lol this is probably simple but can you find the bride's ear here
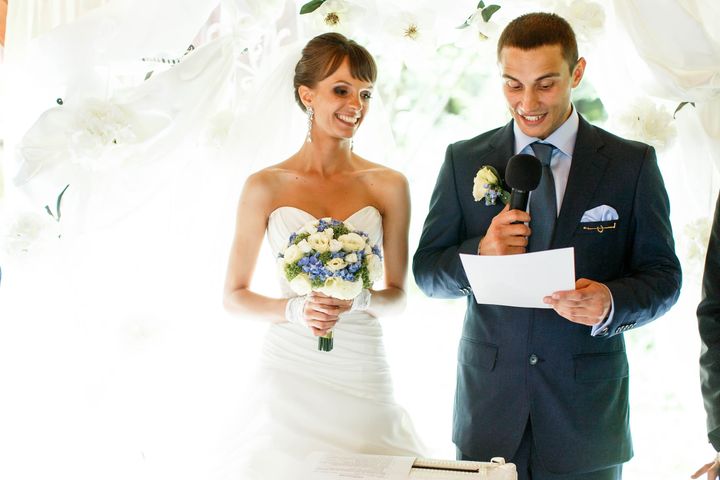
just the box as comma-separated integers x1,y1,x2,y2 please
298,85,314,110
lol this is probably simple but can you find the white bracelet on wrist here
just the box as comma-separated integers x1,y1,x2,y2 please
350,289,371,312
285,295,308,326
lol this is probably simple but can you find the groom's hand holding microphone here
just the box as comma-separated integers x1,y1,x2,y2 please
477,204,531,255
478,154,540,256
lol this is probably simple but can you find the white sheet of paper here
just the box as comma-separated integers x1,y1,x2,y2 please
306,452,415,480
459,247,575,309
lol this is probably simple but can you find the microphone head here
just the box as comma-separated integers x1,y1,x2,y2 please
505,154,542,191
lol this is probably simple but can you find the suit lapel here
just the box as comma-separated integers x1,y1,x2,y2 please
553,116,609,247
488,121,515,169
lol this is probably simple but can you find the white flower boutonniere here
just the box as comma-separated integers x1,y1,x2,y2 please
473,165,510,206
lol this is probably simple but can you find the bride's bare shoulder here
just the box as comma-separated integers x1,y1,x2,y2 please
356,157,408,188
244,159,297,189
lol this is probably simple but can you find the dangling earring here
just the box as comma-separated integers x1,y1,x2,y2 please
305,106,314,143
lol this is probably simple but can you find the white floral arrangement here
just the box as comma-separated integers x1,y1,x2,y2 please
280,217,382,350
473,165,510,206
615,97,678,152
68,98,137,170
0,210,60,258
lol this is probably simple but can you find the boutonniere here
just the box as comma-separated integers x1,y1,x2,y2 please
472,165,510,206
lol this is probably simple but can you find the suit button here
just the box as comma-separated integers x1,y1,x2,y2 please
529,354,539,366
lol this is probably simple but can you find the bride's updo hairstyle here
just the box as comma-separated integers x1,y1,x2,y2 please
293,33,377,112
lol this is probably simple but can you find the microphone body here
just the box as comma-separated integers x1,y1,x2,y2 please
505,154,542,223
510,188,530,213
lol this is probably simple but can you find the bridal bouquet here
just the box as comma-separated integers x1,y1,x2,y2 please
280,217,382,351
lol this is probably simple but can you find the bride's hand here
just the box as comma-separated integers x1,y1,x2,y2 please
304,293,352,337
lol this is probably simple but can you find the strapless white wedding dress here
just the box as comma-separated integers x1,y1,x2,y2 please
221,205,426,479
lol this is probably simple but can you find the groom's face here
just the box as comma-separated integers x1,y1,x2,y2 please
499,44,585,140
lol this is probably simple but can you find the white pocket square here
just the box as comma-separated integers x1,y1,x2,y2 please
581,205,618,222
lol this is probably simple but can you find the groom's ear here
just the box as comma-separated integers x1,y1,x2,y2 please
298,85,314,109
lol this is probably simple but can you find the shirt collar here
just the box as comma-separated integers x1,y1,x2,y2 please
513,105,579,157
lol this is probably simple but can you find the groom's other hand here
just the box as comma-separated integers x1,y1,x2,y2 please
478,204,531,255
543,278,612,326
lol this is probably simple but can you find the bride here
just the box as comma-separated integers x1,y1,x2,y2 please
221,32,426,478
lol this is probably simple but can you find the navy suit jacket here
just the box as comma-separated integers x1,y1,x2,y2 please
698,192,720,451
413,116,681,474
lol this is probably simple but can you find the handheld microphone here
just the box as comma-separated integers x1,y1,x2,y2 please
505,154,542,213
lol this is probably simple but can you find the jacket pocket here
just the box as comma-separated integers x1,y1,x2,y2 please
573,350,628,383
458,337,498,371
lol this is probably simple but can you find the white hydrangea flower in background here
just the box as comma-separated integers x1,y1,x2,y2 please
380,8,437,68
454,4,502,48
302,0,367,37
556,0,606,44
1,210,60,258
69,98,137,170
614,97,678,152
681,217,712,278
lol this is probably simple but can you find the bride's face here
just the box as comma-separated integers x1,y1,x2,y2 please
305,57,373,140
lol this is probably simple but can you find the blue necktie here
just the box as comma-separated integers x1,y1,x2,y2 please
528,142,556,252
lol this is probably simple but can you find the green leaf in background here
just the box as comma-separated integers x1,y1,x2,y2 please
44,183,70,222
477,1,485,9
575,97,608,123
673,101,695,119
300,0,326,15
481,5,501,23
55,184,70,221
457,15,472,29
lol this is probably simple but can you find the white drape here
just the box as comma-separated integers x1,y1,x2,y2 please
613,0,720,210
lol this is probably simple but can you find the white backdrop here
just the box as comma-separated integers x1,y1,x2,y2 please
0,1,719,479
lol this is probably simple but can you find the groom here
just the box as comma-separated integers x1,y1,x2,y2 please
413,12,681,480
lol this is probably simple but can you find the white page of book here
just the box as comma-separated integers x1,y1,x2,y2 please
306,452,416,480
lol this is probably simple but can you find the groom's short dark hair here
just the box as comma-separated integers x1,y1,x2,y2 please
497,13,579,71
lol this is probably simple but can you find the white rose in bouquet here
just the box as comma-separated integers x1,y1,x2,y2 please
297,239,312,253
289,274,312,296
366,253,383,283
283,244,304,264
308,232,331,253
338,232,366,252
329,239,343,252
326,257,347,272
318,277,363,300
